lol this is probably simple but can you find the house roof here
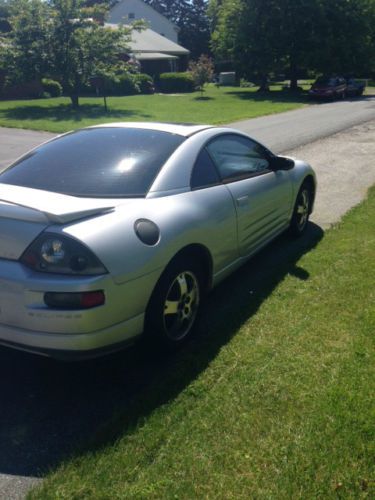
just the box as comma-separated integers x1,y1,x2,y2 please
106,25,189,55
134,52,178,60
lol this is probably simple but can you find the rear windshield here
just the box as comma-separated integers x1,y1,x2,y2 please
0,128,185,197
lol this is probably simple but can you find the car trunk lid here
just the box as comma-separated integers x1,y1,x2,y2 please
0,184,116,260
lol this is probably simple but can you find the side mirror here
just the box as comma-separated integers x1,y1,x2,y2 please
270,156,294,171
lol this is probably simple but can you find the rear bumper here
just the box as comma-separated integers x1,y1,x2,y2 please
0,259,162,358
0,312,144,359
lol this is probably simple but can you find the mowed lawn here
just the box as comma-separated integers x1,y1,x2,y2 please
0,85,307,133
30,186,375,499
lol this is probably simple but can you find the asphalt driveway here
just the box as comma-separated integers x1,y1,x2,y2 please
0,96,374,169
0,101,375,499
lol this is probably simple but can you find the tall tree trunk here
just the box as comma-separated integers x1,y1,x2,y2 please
289,59,298,91
70,94,79,109
257,74,270,92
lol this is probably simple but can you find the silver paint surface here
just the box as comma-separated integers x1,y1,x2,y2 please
0,123,316,357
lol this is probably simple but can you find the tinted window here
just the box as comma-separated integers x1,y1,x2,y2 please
191,148,220,189
0,128,185,198
206,135,270,182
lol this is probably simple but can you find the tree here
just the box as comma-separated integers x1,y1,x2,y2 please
1,0,142,107
145,0,211,58
0,0,12,33
48,0,139,108
312,0,375,77
189,54,214,93
210,0,281,90
1,0,51,83
209,0,375,89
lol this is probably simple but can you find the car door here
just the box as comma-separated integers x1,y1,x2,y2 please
206,134,293,257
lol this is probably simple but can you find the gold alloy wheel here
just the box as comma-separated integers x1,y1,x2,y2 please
162,271,200,341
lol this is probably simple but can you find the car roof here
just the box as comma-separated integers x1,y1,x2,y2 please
87,122,213,137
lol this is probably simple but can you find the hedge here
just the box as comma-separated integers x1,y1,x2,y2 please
41,78,63,97
158,72,194,93
133,73,155,94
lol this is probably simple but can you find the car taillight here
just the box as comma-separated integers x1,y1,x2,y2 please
44,291,105,309
20,233,107,275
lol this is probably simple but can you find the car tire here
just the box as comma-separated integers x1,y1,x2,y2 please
288,183,312,237
145,256,203,349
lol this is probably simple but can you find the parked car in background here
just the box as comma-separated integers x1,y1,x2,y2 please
345,78,366,97
0,123,316,359
309,76,347,99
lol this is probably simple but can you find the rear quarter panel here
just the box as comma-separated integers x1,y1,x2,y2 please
58,185,238,285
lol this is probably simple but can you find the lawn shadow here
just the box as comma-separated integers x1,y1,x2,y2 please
227,89,309,104
0,103,151,123
0,223,324,480
194,96,214,101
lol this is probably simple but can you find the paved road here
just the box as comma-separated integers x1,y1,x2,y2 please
0,101,375,499
0,97,374,171
230,96,375,152
0,128,54,171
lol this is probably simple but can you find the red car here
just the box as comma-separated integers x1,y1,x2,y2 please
309,76,347,100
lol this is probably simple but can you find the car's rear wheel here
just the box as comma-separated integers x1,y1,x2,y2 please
289,184,312,237
145,257,203,348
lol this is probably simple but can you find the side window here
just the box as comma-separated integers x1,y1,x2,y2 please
206,134,271,182
191,148,220,190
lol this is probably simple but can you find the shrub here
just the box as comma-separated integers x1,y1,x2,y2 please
158,72,194,93
133,73,154,94
240,78,255,88
41,78,62,97
189,55,214,92
107,73,140,96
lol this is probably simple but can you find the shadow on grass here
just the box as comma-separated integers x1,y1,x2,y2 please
194,96,214,101
0,103,151,123
227,90,375,106
0,223,324,479
227,89,310,104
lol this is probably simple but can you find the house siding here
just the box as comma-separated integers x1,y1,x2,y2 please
109,0,179,43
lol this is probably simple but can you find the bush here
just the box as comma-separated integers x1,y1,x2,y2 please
133,73,154,94
189,55,214,92
240,78,256,88
158,72,194,93
41,78,62,97
107,73,140,96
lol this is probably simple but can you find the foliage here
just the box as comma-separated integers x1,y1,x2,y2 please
144,0,211,59
107,73,140,96
47,0,143,108
0,0,144,108
0,0,52,85
158,71,195,93
239,78,255,88
0,0,11,33
133,73,155,94
41,78,62,97
209,0,375,88
188,54,214,92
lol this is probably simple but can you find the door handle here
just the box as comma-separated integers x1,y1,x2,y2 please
236,195,249,207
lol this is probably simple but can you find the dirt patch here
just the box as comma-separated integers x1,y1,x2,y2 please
285,120,375,228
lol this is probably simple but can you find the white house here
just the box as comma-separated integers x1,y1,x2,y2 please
109,0,179,43
108,0,189,74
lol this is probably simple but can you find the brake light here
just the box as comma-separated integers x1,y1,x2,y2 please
44,291,105,309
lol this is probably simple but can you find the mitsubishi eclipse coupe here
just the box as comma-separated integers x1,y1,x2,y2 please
0,123,316,359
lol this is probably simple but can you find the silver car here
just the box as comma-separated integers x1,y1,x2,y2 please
0,123,316,359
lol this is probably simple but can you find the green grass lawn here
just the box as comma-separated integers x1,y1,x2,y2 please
29,186,375,499
0,85,307,133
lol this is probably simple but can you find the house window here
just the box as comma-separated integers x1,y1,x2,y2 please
128,12,135,19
